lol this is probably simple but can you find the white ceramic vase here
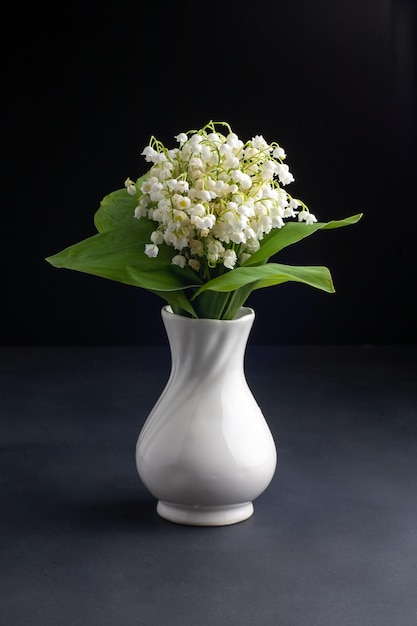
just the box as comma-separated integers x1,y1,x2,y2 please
135,306,277,526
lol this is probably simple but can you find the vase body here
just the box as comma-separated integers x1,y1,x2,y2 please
135,306,277,526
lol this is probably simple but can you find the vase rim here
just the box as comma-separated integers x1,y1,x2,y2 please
162,305,255,323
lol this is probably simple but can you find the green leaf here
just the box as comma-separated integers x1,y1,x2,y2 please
149,289,198,317
320,213,363,229
47,221,153,268
243,213,363,266
191,284,255,320
94,174,149,232
125,266,199,292
191,263,335,298
191,290,232,320
46,224,202,291
220,284,255,319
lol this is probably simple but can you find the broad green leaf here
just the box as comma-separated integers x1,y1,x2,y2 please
47,221,154,267
94,174,149,232
320,213,363,229
243,213,363,266
219,284,255,319
191,263,335,298
46,225,202,291
124,266,199,292
149,289,198,317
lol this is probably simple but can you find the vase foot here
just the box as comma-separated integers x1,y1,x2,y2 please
156,501,254,526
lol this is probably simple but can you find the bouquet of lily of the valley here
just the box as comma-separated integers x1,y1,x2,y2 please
46,121,362,319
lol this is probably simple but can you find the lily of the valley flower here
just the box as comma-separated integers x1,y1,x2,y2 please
130,121,317,275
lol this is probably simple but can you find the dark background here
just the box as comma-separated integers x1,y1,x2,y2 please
2,0,416,346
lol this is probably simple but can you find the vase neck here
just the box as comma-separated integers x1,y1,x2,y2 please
161,307,255,375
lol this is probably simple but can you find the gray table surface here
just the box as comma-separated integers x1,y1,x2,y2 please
1,345,416,626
